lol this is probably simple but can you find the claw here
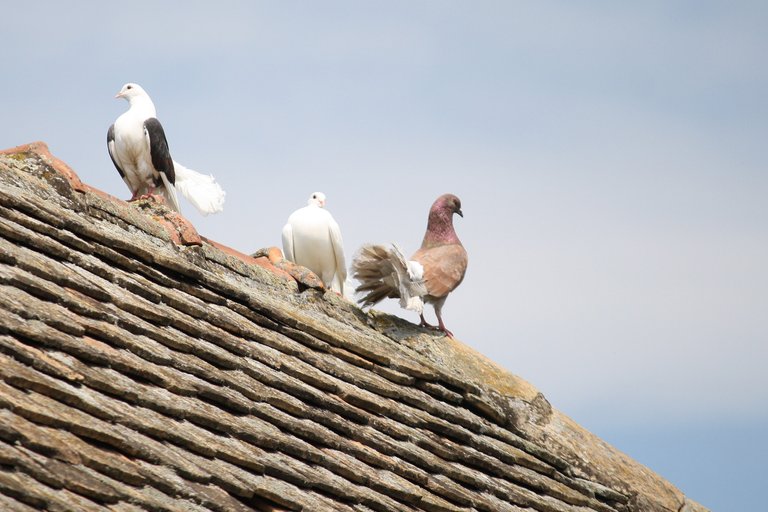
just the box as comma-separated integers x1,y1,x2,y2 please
419,314,453,337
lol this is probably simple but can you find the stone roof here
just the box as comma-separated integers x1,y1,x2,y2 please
0,142,707,512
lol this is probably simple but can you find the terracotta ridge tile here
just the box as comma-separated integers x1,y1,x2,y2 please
0,142,295,282
202,238,291,281
0,141,87,194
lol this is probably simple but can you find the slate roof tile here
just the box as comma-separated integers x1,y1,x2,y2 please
0,143,708,511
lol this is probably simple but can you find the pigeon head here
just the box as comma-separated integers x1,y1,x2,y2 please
115,83,148,101
421,193,464,248
114,83,157,117
435,193,463,218
307,192,326,208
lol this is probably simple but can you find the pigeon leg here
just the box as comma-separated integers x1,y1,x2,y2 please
433,302,454,338
419,313,452,337
436,317,454,338
419,314,436,329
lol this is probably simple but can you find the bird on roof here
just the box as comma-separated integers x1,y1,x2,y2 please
107,83,225,215
352,193,468,338
282,192,348,296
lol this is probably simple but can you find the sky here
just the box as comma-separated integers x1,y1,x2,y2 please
2,1,767,509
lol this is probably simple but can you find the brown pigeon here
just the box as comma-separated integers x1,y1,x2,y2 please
352,193,468,337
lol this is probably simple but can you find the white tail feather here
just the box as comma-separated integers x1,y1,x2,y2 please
172,161,226,215
159,172,181,212
388,244,426,313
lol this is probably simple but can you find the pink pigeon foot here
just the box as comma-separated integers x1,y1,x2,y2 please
437,322,454,339
419,314,452,337
137,185,157,201
435,311,454,338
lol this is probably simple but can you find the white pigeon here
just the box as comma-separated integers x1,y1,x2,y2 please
282,192,347,295
107,83,225,215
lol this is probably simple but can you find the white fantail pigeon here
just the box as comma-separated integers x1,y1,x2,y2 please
107,83,225,215
352,193,468,338
282,192,348,296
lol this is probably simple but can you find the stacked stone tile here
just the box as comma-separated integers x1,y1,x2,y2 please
0,143,707,512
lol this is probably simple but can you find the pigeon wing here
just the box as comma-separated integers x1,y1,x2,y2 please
106,124,125,179
143,118,181,212
411,244,468,299
281,222,295,263
143,118,175,183
328,216,347,295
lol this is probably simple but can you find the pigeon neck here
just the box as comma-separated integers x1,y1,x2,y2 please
421,208,460,248
127,96,157,118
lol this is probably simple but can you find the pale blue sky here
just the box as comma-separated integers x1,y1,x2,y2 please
3,2,767,509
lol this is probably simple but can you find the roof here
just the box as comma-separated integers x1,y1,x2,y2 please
0,142,707,512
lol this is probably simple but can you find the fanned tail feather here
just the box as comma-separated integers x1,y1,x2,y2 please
351,243,426,313
172,160,226,215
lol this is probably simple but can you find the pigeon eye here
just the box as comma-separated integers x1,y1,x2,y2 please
126,85,133,90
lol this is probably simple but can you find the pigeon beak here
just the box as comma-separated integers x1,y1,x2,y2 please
115,92,123,99
457,208,464,218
